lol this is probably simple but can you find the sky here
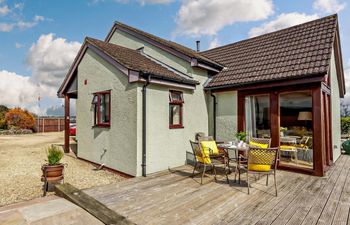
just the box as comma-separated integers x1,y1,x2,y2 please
0,0,350,116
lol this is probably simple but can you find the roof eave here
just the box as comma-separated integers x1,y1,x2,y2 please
205,73,327,91
105,22,224,72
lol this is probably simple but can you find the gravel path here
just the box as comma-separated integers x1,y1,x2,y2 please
0,132,125,206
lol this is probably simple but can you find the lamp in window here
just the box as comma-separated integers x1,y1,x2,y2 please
298,111,312,129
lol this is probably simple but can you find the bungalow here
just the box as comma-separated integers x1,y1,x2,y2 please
58,14,345,177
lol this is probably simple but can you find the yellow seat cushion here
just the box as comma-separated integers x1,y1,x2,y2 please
249,141,268,149
248,164,271,172
248,150,274,172
200,141,219,155
280,145,297,150
195,151,211,164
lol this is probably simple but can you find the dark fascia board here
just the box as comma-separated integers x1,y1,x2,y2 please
57,42,88,98
148,77,196,90
334,23,346,97
88,43,195,88
57,40,133,98
207,74,326,92
105,22,223,73
57,39,197,97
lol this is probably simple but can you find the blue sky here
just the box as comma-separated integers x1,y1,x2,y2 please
0,0,349,115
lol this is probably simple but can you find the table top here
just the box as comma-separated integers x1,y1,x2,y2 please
218,144,249,151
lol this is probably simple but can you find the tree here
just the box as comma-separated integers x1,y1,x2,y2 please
5,108,36,130
341,102,350,117
0,105,9,129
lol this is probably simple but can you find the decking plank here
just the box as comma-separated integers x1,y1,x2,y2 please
300,156,349,225
77,155,350,225
222,172,304,225
332,166,350,225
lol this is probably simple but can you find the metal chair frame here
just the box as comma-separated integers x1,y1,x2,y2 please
189,140,229,185
249,137,271,147
237,147,279,196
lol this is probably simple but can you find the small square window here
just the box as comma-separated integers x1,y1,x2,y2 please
169,91,184,103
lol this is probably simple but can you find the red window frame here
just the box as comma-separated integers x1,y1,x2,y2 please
92,90,111,127
169,91,184,129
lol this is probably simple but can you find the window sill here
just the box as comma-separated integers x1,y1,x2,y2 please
92,124,110,128
169,125,184,129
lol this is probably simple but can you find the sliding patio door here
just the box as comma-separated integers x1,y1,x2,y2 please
279,91,313,169
245,95,270,139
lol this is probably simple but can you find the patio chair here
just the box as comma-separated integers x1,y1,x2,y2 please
198,136,227,161
189,140,229,185
236,147,279,196
296,136,312,162
249,137,271,148
237,137,271,170
280,137,298,164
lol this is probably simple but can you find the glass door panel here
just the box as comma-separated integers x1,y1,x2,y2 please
279,91,313,169
245,95,270,139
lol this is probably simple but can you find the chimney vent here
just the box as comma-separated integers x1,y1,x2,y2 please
196,40,200,52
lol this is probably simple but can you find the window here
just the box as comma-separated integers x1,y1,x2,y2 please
169,91,184,129
92,91,111,127
245,94,270,138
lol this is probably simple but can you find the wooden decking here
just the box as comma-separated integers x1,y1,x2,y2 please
1,155,350,225
82,154,350,225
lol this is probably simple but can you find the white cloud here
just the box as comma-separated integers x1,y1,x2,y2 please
0,70,40,109
33,15,44,22
93,0,173,5
26,33,81,97
0,15,46,32
174,0,274,37
14,3,24,10
0,22,14,32
343,60,350,104
249,12,319,37
17,15,46,30
138,0,173,5
0,34,81,115
313,0,346,14
0,5,9,16
15,42,23,48
208,37,220,49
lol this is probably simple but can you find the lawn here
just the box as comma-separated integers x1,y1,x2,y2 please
0,132,125,206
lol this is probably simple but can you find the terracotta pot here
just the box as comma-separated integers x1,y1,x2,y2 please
42,163,64,178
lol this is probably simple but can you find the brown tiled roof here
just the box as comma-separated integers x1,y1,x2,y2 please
86,37,198,85
112,22,223,69
201,14,338,88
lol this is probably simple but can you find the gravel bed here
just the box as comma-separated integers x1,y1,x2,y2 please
0,132,125,206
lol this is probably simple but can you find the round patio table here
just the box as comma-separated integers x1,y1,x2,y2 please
218,144,249,176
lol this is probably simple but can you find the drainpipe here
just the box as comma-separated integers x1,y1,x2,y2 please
211,92,217,140
141,74,150,177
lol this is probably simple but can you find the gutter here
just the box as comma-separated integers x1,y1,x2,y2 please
141,74,151,177
210,92,217,140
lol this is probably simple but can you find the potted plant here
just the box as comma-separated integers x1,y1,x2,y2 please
235,131,247,142
235,131,247,148
42,145,64,179
280,127,287,137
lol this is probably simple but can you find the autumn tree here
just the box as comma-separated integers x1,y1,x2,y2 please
5,108,36,130
0,105,9,129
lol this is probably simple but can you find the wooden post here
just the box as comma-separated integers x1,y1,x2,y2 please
270,92,280,148
64,95,70,153
313,87,325,176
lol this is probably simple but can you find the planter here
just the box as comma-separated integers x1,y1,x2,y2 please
41,163,64,178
